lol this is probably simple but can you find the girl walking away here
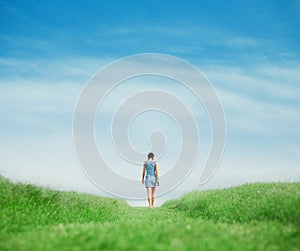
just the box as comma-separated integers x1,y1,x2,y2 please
142,152,160,208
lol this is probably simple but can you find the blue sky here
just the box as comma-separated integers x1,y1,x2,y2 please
1,0,300,205
1,0,300,62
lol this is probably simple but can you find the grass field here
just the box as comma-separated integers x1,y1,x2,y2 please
0,175,299,251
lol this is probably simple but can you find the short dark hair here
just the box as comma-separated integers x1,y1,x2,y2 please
147,152,154,159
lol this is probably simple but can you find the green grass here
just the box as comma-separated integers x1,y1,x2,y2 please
0,176,299,251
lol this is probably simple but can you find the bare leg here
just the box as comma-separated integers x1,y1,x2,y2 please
147,187,152,207
151,187,156,208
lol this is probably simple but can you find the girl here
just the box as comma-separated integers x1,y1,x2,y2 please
142,152,160,208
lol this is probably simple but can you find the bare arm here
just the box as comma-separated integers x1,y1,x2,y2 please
155,162,160,186
142,163,146,184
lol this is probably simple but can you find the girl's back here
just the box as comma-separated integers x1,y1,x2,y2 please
145,160,156,178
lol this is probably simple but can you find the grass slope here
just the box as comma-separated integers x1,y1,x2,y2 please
0,176,299,251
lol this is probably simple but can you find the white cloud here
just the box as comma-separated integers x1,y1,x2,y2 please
202,63,300,134
0,81,80,135
204,63,300,101
1,56,299,202
223,37,259,47
0,56,111,80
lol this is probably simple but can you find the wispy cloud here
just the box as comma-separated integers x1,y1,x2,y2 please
1,54,300,197
204,63,300,101
223,37,259,47
3,56,298,137
0,56,111,81
203,62,300,135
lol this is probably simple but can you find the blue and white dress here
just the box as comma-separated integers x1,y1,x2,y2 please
144,160,158,188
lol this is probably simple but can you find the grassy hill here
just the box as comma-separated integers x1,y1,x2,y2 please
0,175,299,250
